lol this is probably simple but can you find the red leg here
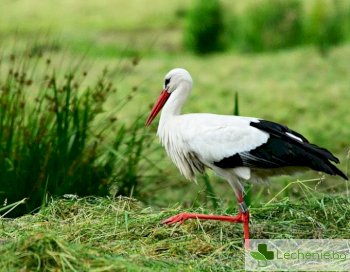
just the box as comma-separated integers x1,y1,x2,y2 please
162,212,246,225
242,211,250,250
162,192,251,249
238,192,250,249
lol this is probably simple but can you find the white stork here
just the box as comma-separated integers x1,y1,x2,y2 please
145,68,348,246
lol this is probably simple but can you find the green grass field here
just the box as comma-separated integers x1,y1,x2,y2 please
1,0,350,270
1,194,349,271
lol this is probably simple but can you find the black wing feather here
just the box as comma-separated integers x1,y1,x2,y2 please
214,120,348,180
250,120,339,163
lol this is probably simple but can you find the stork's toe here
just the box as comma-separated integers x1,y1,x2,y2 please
161,213,188,225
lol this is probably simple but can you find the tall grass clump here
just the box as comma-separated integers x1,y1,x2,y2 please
184,0,225,54
0,50,152,216
240,0,303,52
303,0,348,55
182,0,350,54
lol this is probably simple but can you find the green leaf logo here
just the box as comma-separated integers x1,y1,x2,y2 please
250,251,267,261
250,243,274,267
258,243,274,260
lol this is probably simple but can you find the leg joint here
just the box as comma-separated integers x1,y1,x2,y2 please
238,201,248,213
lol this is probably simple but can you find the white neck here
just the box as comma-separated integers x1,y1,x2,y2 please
158,82,191,132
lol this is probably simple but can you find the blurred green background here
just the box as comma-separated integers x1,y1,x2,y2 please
0,0,349,216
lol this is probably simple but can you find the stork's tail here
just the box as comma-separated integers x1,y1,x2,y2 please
305,143,348,180
322,159,348,180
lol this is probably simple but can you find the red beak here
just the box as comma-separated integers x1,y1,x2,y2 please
145,90,171,127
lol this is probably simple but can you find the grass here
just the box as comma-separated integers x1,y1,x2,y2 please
0,191,349,271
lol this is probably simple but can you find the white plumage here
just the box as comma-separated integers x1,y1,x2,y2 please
158,113,269,181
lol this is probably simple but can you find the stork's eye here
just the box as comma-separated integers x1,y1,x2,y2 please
164,78,170,87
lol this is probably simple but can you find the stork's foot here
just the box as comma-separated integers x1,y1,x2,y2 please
162,211,250,249
161,212,192,225
161,212,248,225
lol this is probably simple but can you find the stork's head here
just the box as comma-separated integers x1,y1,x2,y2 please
163,68,193,93
146,68,192,126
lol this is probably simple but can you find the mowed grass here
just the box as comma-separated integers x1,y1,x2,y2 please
1,194,349,271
